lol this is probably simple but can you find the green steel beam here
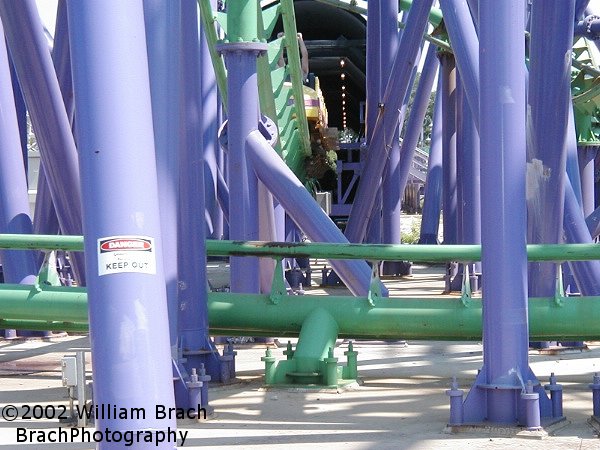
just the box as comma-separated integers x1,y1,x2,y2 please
0,319,88,333
0,234,83,251
205,239,600,263
225,0,259,42
198,0,228,108
2,284,600,340
280,0,312,156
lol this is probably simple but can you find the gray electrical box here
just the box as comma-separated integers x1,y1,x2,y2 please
61,356,78,387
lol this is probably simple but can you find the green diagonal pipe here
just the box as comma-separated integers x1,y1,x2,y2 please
2,284,600,340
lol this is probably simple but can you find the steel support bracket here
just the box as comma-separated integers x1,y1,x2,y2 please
460,264,472,307
269,258,286,304
553,266,566,307
367,260,382,306
34,251,61,292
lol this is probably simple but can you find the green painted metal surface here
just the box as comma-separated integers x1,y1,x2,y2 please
198,0,228,107
206,239,600,263
225,0,259,42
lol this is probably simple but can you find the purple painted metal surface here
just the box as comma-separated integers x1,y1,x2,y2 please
579,146,597,217
0,19,38,281
0,0,85,284
396,44,439,213
68,0,176,446
246,131,387,298
564,178,600,295
9,55,27,171
463,0,537,424
440,53,457,246
566,107,584,206
178,0,222,390
438,0,480,132
218,43,264,293
456,74,481,273
380,0,400,247
202,0,223,241
365,0,380,143
144,0,181,350
526,0,575,298
419,87,443,245
345,0,434,244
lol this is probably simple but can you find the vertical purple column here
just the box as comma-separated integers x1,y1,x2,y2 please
0,0,85,284
365,0,382,245
380,0,400,250
68,1,176,447
365,0,380,143
457,73,482,280
419,87,443,244
345,0,434,243
143,0,181,350
465,0,532,424
178,0,223,388
440,53,457,246
526,0,575,298
216,40,265,293
202,0,223,241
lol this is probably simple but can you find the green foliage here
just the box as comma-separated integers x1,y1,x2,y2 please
401,217,422,244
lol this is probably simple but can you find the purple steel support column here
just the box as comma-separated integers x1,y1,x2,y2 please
68,0,176,446
365,0,380,142
246,131,387,298
144,0,181,350
216,43,264,294
457,72,482,284
566,107,584,206
419,87,443,244
526,0,575,298
579,146,598,217
178,0,223,390
463,0,546,424
576,0,591,18
345,0,434,244
202,0,222,241
397,44,439,208
365,0,383,245
0,0,85,284
8,57,27,172
0,18,38,339
440,52,457,246
0,18,37,283
438,0,480,132
565,179,600,295
380,0,400,249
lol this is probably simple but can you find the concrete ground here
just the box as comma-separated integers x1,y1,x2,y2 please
1,264,600,449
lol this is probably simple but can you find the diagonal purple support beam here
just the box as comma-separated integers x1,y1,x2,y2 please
397,44,439,215
0,0,85,284
526,0,575,298
441,52,457,246
68,1,176,445
365,0,380,143
246,131,387,298
438,0,480,132
0,18,38,284
345,0,434,244
565,178,600,295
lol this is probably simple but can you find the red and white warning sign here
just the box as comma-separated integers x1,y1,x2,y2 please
97,236,156,276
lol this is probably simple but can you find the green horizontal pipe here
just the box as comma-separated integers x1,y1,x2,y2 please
0,284,88,322
0,319,88,333
208,293,600,341
0,234,599,264
2,284,600,340
0,234,84,251
206,240,600,263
